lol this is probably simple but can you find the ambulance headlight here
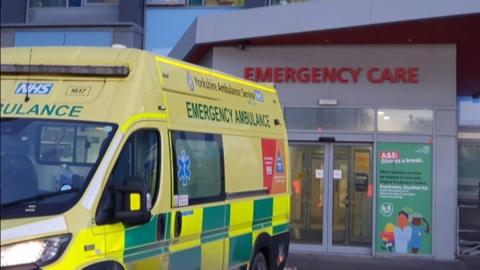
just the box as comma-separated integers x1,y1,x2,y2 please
1,234,71,268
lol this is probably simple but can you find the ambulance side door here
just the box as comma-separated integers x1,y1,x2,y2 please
97,122,167,269
168,130,228,270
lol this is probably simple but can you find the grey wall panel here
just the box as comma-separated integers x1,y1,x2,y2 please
1,0,26,24
436,110,457,136
196,0,373,43
174,0,480,50
0,29,15,47
198,48,213,68
119,0,143,26
371,0,480,24
113,27,144,49
433,135,457,260
113,28,133,47
168,19,198,59
133,30,143,49
195,15,218,45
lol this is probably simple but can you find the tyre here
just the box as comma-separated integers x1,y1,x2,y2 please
250,251,268,270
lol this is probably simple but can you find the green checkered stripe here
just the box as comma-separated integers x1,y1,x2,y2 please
123,195,290,269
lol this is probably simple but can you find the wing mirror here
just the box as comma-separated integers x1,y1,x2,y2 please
113,176,151,226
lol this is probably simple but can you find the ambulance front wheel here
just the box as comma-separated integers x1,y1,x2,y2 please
250,251,268,270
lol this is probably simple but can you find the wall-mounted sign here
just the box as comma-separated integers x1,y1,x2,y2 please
244,66,419,84
376,142,432,255
213,45,455,108
318,99,338,105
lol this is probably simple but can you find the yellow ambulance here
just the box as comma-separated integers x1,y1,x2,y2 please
0,47,290,270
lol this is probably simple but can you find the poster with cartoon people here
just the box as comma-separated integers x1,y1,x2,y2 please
376,143,432,255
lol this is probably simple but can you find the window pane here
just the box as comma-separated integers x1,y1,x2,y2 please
459,144,480,179
205,0,244,6
30,0,67,7
134,131,159,197
459,98,480,127
378,109,433,133
284,108,374,132
188,0,203,5
68,0,82,6
109,130,159,203
173,132,223,204
85,0,119,4
271,0,307,5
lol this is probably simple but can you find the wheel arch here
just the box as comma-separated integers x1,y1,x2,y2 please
251,232,274,270
82,260,125,270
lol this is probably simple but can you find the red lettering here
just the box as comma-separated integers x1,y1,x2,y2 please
245,66,415,84
367,68,381,83
297,67,310,83
255,67,272,82
244,67,254,81
273,67,284,83
323,67,336,83
380,68,393,83
395,68,407,83
351,67,362,83
312,68,322,83
337,67,349,83
285,67,296,83
408,67,419,83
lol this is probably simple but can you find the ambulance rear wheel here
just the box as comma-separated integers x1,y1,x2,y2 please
250,251,268,270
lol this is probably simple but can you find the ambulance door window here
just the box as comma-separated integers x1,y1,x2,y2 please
109,129,160,208
171,131,225,206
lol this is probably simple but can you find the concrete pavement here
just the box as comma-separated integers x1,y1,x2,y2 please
285,253,480,270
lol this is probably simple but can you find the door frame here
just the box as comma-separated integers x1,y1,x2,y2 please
289,143,329,253
326,143,372,254
289,142,373,255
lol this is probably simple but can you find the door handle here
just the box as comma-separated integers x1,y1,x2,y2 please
157,213,166,241
342,196,350,207
174,211,182,238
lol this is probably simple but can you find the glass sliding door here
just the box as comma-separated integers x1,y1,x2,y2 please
332,145,373,247
289,143,373,253
290,145,326,245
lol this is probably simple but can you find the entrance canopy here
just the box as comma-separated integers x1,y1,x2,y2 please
169,0,480,97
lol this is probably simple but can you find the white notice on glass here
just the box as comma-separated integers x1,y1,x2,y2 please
334,170,342,179
178,195,189,207
315,169,324,179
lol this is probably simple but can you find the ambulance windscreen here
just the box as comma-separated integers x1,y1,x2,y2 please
0,118,117,218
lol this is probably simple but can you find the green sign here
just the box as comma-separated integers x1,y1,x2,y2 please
376,142,432,255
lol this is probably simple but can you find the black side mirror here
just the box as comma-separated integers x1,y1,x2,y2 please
113,176,151,226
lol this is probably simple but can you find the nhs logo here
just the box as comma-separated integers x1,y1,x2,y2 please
254,90,264,102
15,83,53,95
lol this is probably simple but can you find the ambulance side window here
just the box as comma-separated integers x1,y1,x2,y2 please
171,131,225,206
110,129,160,205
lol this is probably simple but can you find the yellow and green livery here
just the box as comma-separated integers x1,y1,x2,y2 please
0,47,290,270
